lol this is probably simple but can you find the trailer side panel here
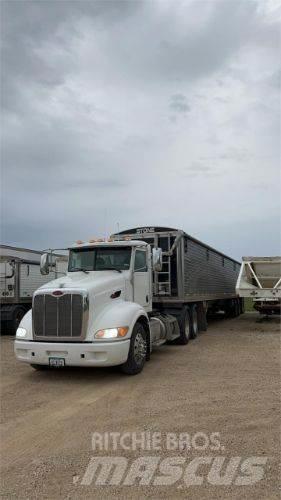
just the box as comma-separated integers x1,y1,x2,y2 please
112,226,240,303
184,236,239,298
19,263,52,299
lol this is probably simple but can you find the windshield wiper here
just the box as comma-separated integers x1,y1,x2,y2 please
99,267,122,273
69,268,89,274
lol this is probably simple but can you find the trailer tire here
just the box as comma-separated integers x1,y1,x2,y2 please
226,299,239,318
121,322,147,375
239,299,245,314
235,299,240,317
11,306,26,334
190,305,198,339
176,308,191,345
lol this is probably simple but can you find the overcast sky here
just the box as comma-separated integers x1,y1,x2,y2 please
1,0,280,259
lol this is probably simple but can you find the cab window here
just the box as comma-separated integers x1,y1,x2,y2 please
134,250,147,272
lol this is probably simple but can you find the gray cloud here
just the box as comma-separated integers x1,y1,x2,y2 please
169,94,191,114
180,161,222,178
1,0,280,258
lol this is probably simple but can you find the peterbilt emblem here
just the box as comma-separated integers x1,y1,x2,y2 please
52,290,64,296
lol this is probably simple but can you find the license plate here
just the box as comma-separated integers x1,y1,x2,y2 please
49,357,65,367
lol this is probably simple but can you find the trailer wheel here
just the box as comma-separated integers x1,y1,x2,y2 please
226,299,239,318
176,308,191,345
239,299,245,314
235,299,240,317
190,305,198,339
11,306,26,334
121,322,147,375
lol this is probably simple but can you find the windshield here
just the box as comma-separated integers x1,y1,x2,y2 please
68,247,132,272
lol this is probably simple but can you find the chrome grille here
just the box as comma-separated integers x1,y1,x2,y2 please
33,292,85,340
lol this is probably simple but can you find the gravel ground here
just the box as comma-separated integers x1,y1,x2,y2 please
1,313,280,499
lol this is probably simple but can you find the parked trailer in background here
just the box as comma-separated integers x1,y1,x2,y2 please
15,226,242,375
236,256,281,315
0,245,68,332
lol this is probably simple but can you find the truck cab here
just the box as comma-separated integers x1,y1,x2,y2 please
66,240,153,311
14,240,167,375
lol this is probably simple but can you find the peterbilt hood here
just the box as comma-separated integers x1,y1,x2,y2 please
38,271,126,294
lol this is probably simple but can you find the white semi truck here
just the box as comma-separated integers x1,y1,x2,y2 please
15,227,242,375
236,256,281,315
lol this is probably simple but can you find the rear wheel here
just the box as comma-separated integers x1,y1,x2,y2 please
226,299,239,318
121,323,147,375
235,299,240,317
190,305,198,339
177,308,191,345
5,306,27,334
240,299,245,314
13,307,26,332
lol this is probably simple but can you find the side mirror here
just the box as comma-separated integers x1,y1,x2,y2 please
152,248,162,272
40,253,50,275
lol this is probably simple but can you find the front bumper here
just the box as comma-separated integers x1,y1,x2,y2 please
14,339,130,367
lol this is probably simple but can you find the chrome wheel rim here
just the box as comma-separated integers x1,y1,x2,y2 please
134,332,146,365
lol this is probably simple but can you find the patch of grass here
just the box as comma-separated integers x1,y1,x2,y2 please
244,297,255,312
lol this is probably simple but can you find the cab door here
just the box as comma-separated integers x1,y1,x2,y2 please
133,249,151,311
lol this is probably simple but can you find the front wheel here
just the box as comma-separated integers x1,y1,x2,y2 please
121,323,147,375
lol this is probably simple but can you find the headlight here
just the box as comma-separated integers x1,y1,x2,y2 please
94,327,129,339
16,327,27,339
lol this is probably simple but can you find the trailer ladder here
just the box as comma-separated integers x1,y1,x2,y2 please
154,235,172,296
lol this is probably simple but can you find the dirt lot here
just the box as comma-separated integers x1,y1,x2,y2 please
1,313,280,499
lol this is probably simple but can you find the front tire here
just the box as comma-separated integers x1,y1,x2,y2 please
121,323,147,375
